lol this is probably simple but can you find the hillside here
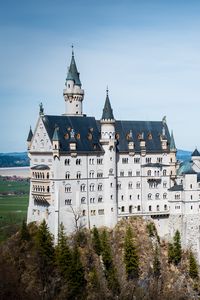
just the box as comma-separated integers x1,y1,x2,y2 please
0,152,29,168
0,218,199,300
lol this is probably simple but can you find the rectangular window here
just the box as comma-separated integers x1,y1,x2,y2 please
98,209,104,215
134,158,140,163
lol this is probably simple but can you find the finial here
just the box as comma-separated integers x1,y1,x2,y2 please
106,86,109,96
162,115,167,124
39,102,44,116
71,44,74,56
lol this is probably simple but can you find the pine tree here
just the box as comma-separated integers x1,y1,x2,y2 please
70,245,86,299
92,226,102,256
56,223,72,281
35,219,54,265
173,230,182,265
101,229,120,294
189,251,199,279
20,219,30,241
124,226,139,279
153,245,161,278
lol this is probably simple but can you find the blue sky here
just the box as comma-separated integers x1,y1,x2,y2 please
1,0,200,152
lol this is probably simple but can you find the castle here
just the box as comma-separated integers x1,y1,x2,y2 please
27,50,200,260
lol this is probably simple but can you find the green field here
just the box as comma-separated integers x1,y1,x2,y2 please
0,178,29,242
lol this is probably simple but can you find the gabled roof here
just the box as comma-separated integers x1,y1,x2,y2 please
66,52,81,86
191,148,200,157
27,127,33,142
101,92,114,120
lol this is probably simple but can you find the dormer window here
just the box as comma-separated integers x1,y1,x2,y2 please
148,133,152,140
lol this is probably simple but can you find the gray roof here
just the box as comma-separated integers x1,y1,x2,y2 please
192,148,200,157
27,127,33,142
40,115,171,154
102,93,114,120
170,131,176,151
177,160,197,175
142,163,169,168
66,53,81,86
31,164,50,170
168,184,183,191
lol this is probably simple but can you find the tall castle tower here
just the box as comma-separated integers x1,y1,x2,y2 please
63,47,84,115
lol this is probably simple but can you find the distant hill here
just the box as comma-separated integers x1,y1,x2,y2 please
0,152,29,168
176,149,192,161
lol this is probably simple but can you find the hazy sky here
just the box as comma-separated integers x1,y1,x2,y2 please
1,0,200,152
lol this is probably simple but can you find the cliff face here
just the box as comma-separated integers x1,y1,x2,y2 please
0,218,199,300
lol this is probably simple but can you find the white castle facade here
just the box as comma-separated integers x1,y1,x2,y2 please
27,51,200,260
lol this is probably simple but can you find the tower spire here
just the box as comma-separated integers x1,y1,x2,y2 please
170,130,176,151
101,88,114,120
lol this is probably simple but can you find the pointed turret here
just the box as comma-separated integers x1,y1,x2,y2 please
170,131,176,152
191,148,200,157
101,89,114,120
52,126,60,158
27,126,33,150
52,126,59,142
27,127,33,142
63,46,84,116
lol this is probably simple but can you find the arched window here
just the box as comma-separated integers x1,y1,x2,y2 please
149,205,152,211
76,158,81,165
128,182,133,189
137,194,140,200
136,182,140,189
147,170,151,176
65,172,70,179
90,184,95,192
65,184,71,193
164,204,167,211
121,206,125,212
137,205,141,211
65,159,70,165
98,183,103,191
163,169,167,176
81,197,86,204
155,193,160,200
47,186,50,193
163,193,167,199
47,172,49,179
77,172,81,179
80,184,86,192
129,205,133,213
98,196,103,203
156,205,160,211
148,193,152,200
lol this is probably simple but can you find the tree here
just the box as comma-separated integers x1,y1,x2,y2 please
92,226,102,256
20,219,30,241
101,229,120,294
153,245,161,278
70,245,86,299
124,226,139,279
173,230,182,265
69,205,85,233
189,251,199,279
56,223,72,281
35,219,54,266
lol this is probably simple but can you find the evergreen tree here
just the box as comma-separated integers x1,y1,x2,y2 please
124,226,139,279
56,223,72,281
168,242,174,264
70,245,86,299
153,245,161,278
92,226,102,256
20,219,30,241
101,229,120,294
189,251,199,279
173,230,182,265
35,219,54,265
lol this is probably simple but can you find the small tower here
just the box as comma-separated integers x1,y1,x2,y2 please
191,148,200,169
63,46,84,116
27,126,33,150
169,130,177,179
52,125,60,158
100,89,117,229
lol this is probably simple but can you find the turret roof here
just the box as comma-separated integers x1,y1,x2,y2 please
101,91,114,120
170,131,176,151
66,51,81,86
191,148,200,157
27,127,33,142
52,126,60,141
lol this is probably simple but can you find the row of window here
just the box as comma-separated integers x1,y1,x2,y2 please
32,172,49,179
32,185,50,193
64,158,103,166
65,171,104,179
120,204,168,213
